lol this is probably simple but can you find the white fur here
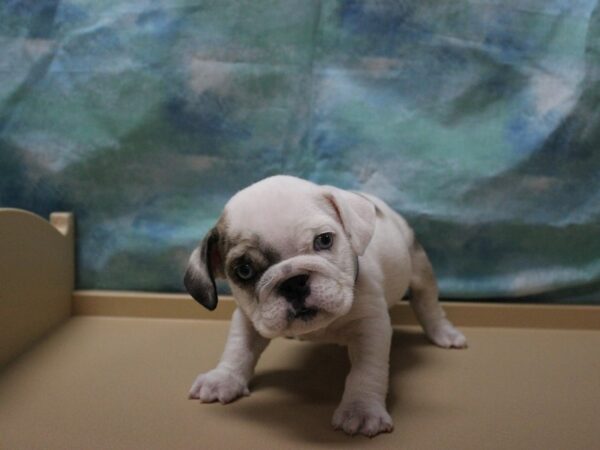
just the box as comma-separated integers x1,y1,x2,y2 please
188,175,467,437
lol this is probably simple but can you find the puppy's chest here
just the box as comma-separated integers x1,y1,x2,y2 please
285,321,354,345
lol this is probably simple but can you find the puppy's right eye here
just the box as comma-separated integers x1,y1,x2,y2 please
314,232,334,251
235,263,255,280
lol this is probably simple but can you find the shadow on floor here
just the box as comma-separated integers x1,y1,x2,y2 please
220,329,431,443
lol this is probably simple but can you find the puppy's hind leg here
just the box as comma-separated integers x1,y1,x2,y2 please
408,241,467,349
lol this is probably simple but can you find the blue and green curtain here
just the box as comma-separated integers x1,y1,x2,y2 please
1,1,599,303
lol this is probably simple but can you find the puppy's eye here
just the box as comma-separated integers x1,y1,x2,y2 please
235,263,255,280
314,232,334,251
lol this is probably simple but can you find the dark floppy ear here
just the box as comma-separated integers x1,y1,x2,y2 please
184,227,223,311
323,187,376,256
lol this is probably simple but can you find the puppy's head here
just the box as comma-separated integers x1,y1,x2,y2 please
184,175,376,338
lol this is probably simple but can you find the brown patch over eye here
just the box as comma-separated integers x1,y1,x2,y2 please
225,236,281,289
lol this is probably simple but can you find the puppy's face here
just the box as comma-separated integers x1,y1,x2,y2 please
184,176,376,339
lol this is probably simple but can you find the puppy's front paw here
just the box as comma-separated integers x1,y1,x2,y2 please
425,318,468,349
188,368,249,404
332,400,393,437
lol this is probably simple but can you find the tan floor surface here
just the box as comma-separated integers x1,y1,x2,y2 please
1,317,599,450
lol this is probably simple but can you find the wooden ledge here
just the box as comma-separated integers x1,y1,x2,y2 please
72,291,600,330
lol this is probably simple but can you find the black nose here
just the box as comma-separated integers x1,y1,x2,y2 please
278,274,310,306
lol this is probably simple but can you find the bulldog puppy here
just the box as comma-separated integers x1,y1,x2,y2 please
184,175,467,437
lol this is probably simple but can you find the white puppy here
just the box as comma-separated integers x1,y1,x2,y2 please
184,175,466,437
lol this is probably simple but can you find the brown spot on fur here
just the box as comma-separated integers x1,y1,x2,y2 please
209,211,229,278
222,232,281,294
409,238,438,295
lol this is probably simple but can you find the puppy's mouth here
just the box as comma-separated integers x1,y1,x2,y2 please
287,307,318,322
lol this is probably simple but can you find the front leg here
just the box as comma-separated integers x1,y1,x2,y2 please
189,308,269,403
332,313,393,437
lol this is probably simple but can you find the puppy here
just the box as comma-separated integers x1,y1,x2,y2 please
184,175,466,437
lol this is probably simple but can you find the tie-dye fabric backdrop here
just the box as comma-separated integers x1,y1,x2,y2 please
1,1,599,303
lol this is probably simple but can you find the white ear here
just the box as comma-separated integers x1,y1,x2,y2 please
323,187,376,256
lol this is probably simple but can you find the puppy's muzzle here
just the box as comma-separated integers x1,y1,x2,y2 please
278,274,310,304
277,274,317,321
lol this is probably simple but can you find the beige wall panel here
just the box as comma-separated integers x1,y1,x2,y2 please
0,209,74,367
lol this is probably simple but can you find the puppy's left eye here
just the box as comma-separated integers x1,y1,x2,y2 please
235,263,255,280
314,232,334,251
